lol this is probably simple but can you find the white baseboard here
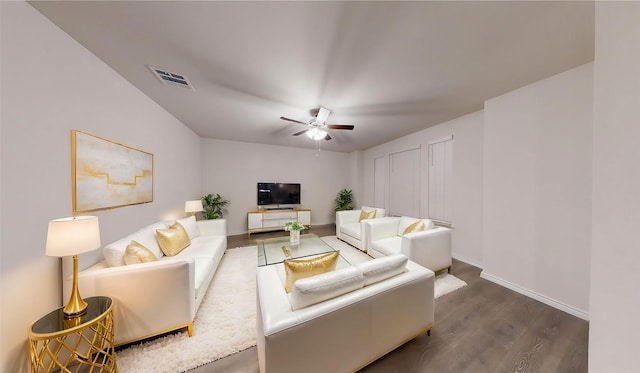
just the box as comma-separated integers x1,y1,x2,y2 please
480,271,589,321
452,253,483,269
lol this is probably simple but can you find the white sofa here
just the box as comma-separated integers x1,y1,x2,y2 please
366,216,452,273
257,254,434,373
62,216,227,345
335,206,386,252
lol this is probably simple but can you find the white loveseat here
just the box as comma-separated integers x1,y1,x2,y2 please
257,254,434,373
366,216,452,273
62,216,227,345
335,206,386,252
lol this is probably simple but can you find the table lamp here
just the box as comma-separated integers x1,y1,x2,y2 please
185,200,203,217
46,216,101,318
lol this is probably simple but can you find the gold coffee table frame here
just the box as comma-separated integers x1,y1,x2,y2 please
29,296,117,373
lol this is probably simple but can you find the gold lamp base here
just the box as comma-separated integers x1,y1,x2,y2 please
63,255,88,319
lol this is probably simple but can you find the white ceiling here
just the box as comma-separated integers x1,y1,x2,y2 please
29,1,595,153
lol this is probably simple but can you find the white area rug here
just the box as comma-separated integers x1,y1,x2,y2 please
116,237,467,372
115,246,257,373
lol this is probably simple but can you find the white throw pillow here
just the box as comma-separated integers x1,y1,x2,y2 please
397,216,420,236
103,237,131,267
102,222,168,267
397,217,434,236
356,254,408,286
290,266,364,310
176,215,201,240
129,222,167,260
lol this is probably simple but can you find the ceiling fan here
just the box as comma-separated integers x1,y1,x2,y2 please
280,107,355,141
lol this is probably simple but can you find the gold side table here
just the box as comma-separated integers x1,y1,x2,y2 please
28,296,117,373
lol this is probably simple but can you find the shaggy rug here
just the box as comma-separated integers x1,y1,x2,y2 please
116,238,467,372
115,246,257,373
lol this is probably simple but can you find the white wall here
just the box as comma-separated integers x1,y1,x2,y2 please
482,63,593,319
363,110,484,266
201,138,351,236
0,3,202,371
590,3,640,371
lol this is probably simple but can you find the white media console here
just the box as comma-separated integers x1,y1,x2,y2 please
247,209,311,237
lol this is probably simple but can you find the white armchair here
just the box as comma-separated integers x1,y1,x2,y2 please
366,216,452,273
335,206,386,252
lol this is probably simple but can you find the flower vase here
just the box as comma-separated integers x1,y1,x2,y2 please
290,229,300,246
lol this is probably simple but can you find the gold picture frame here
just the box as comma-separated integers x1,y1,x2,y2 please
72,130,153,214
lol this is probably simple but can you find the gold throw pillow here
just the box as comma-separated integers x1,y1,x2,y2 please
284,251,340,293
358,209,376,222
156,223,191,256
403,220,426,235
124,240,158,265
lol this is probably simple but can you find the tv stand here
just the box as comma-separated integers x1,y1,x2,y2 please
247,209,311,237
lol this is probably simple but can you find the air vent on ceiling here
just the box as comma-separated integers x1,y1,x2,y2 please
148,65,194,90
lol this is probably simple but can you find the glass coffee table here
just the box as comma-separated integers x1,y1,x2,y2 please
258,234,351,267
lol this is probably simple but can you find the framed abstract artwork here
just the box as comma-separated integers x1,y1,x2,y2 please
72,130,153,214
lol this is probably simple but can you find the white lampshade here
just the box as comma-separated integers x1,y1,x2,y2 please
306,127,328,141
185,200,203,213
46,216,101,257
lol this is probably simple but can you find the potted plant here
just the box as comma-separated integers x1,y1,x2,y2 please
284,221,306,245
202,193,229,220
335,188,354,211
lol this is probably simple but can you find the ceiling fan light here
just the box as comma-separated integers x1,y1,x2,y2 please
306,128,327,141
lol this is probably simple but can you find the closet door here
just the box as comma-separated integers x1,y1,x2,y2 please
389,147,420,217
428,136,453,223
374,156,386,209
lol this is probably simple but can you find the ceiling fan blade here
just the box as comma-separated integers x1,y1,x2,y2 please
316,107,331,124
293,129,309,136
280,116,307,125
324,133,332,141
327,124,355,130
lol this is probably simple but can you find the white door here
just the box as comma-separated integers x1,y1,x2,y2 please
389,147,420,217
374,156,386,210
428,136,453,223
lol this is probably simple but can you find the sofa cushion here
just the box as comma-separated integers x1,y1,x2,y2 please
179,235,225,259
193,258,215,296
357,254,408,286
283,251,340,293
102,222,167,267
124,240,158,265
156,223,191,256
176,215,200,240
290,266,365,310
129,222,168,260
371,236,402,256
359,208,377,222
103,237,131,267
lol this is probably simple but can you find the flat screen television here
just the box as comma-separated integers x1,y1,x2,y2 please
257,182,301,206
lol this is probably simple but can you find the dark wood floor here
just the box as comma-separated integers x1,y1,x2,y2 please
190,224,589,373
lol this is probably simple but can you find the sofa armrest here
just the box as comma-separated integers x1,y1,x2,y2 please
367,217,401,242
70,259,196,345
197,218,227,236
336,210,362,225
401,227,452,272
335,210,362,237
